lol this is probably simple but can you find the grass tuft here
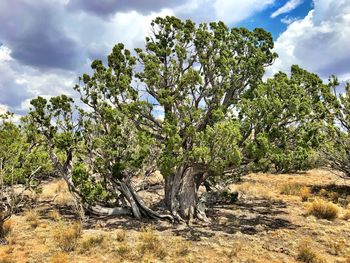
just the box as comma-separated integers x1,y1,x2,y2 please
306,199,339,220
25,210,40,229
79,234,106,254
137,226,167,259
54,222,82,252
297,239,326,263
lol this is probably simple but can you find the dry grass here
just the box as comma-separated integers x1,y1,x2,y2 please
49,252,70,263
54,221,82,252
280,182,303,195
79,234,107,254
47,209,61,222
25,209,40,228
115,241,132,258
40,180,74,206
300,186,311,202
2,219,13,237
296,239,326,263
115,229,127,242
1,169,350,263
236,182,275,199
306,199,339,220
343,209,350,220
326,238,346,255
137,226,167,260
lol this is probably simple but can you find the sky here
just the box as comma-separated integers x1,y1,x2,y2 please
0,0,350,118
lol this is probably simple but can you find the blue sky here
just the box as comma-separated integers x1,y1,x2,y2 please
0,0,349,119
238,0,314,39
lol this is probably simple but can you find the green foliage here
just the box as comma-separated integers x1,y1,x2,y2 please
135,16,277,178
239,65,331,173
0,112,51,185
321,79,350,177
72,163,108,204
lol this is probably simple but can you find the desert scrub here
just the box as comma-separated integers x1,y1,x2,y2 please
54,221,82,252
306,199,339,220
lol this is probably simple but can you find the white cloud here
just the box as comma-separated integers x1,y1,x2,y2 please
280,16,299,24
271,0,303,18
268,0,350,81
214,0,275,24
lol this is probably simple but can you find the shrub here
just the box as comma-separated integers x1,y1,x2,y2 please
54,222,82,252
306,199,339,220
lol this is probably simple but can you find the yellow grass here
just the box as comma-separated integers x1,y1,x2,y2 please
53,222,82,252
306,199,339,220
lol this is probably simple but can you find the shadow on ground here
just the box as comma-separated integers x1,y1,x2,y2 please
34,195,297,241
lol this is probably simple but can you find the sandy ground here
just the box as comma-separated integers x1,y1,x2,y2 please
1,169,350,263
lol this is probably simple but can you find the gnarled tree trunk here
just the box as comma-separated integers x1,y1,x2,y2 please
165,166,208,223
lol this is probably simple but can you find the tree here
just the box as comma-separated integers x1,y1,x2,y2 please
0,112,43,241
239,65,331,173
77,16,277,222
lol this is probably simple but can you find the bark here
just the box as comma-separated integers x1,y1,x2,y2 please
165,166,209,223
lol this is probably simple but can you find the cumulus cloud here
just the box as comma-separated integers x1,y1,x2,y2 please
214,0,275,24
268,0,350,81
0,45,77,114
271,0,304,18
0,1,82,70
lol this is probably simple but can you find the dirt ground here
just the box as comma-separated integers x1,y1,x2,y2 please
1,169,350,263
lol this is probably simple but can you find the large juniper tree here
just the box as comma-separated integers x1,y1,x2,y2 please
76,16,276,221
